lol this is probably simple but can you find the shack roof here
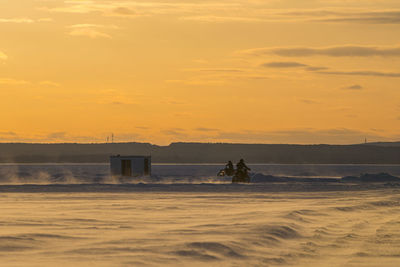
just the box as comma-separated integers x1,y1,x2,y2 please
110,155,151,159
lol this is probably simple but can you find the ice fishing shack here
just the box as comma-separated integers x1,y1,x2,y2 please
110,155,151,177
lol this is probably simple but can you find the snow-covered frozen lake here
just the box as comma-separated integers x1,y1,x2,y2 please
1,164,400,266
2,190,400,266
2,163,400,184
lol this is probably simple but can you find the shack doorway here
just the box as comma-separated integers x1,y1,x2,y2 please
144,158,150,175
121,159,132,176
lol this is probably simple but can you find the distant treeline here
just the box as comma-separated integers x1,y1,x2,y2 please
0,142,400,164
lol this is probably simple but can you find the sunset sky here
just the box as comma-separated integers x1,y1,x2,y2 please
1,0,400,144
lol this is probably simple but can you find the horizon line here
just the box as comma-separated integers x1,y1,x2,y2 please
0,141,398,146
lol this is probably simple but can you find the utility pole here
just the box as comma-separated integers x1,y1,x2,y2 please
112,133,114,143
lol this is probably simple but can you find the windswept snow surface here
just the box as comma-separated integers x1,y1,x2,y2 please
1,164,400,266
2,163,400,184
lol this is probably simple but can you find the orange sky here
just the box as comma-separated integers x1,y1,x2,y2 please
1,0,400,144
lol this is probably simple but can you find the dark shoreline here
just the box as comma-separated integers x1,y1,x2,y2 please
1,142,400,164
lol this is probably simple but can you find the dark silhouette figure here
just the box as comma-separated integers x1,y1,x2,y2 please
225,161,235,176
236,159,250,173
232,159,251,183
218,160,235,176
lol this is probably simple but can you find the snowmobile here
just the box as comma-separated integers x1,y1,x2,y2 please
231,169,251,183
217,167,235,177
218,167,251,183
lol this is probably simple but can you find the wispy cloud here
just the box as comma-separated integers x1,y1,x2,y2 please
0,18,35,23
299,99,320,104
40,81,60,87
190,68,244,73
0,78,30,85
111,7,138,17
257,58,400,79
47,132,67,140
38,18,53,22
314,10,400,24
69,24,119,29
162,128,187,138
306,66,329,71
317,70,400,77
165,79,226,85
39,0,400,25
0,130,148,143
69,28,111,38
180,15,264,23
0,131,17,137
0,17,53,23
160,97,186,105
270,8,400,23
260,61,328,73
42,1,239,17
262,61,309,68
68,24,116,39
195,127,219,132
269,8,400,25
343,84,363,90
241,45,400,57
